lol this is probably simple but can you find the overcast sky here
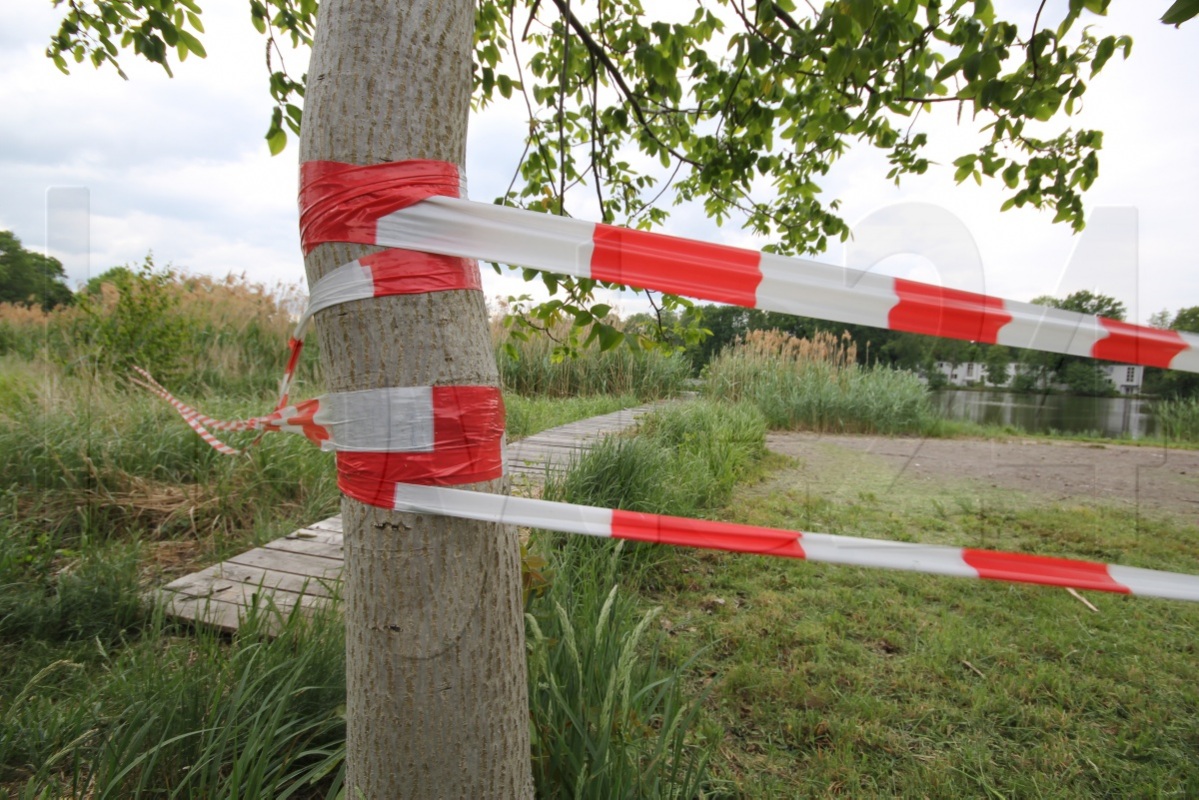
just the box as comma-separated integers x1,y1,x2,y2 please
2,2,1196,323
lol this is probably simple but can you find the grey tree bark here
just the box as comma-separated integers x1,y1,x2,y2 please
299,1,533,796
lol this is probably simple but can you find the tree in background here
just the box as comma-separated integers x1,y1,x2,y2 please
1171,306,1199,334
1063,359,1115,396
0,231,73,310
984,344,1013,387
1031,289,1127,320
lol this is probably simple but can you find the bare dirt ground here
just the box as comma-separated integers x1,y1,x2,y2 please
765,431,1199,525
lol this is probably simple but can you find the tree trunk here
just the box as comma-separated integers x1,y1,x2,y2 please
300,2,533,797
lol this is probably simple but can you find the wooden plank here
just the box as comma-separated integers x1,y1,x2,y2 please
153,590,245,633
262,536,345,560
226,547,345,580
281,528,344,546
164,561,339,599
156,587,329,636
308,516,343,532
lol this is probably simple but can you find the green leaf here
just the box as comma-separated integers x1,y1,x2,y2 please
595,323,623,352
1091,36,1115,75
266,126,287,156
1162,0,1199,25
1002,163,1020,189
177,29,206,59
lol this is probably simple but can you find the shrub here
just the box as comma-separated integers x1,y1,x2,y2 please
1,259,314,398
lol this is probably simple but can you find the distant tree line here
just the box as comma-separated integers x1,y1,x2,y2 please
628,289,1199,399
0,231,73,310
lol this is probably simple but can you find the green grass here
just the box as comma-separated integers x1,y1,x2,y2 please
525,536,712,799
526,399,771,797
1,601,347,798
1157,396,1199,443
543,401,767,520
639,455,1199,797
7,291,1199,797
0,354,347,797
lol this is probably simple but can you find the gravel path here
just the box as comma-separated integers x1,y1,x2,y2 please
765,431,1199,522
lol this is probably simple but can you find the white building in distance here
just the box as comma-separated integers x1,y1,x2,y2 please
933,361,1144,394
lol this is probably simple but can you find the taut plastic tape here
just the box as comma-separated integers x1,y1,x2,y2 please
341,182,1199,373
392,484,1199,603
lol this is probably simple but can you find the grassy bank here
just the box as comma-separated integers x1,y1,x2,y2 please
524,398,1199,796
6,266,1199,796
639,450,1199,797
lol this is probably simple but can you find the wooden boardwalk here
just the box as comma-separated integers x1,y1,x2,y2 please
155,402,664,632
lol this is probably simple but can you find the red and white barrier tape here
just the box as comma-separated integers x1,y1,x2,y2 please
393,484,1199,603
293,160,1199,374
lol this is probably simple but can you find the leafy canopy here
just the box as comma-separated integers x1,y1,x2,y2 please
46,0,1183,351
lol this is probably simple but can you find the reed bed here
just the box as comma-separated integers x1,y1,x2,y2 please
704,329,939,434
1156,397,1199,442
0,267,316,397
495,319,691,399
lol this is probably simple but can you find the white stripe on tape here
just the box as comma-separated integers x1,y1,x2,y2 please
314,386,435,452
756,253,897,330
799,533,980,579
393,483,613,537
304,259,376,328
379,197,598,280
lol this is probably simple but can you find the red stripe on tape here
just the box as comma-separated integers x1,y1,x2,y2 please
362,249,481,297
1091,317,1188,368
611,510,805,558
335,386,505,504
431,385,506,455
299,160,460,254
962,549,1130,594
264,398,330,447
337,450,504,506
590,224,762,307
889,279,1012,344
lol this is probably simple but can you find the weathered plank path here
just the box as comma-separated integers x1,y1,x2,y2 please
155,402,664,632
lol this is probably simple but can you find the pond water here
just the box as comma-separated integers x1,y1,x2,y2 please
933,389,1160,439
